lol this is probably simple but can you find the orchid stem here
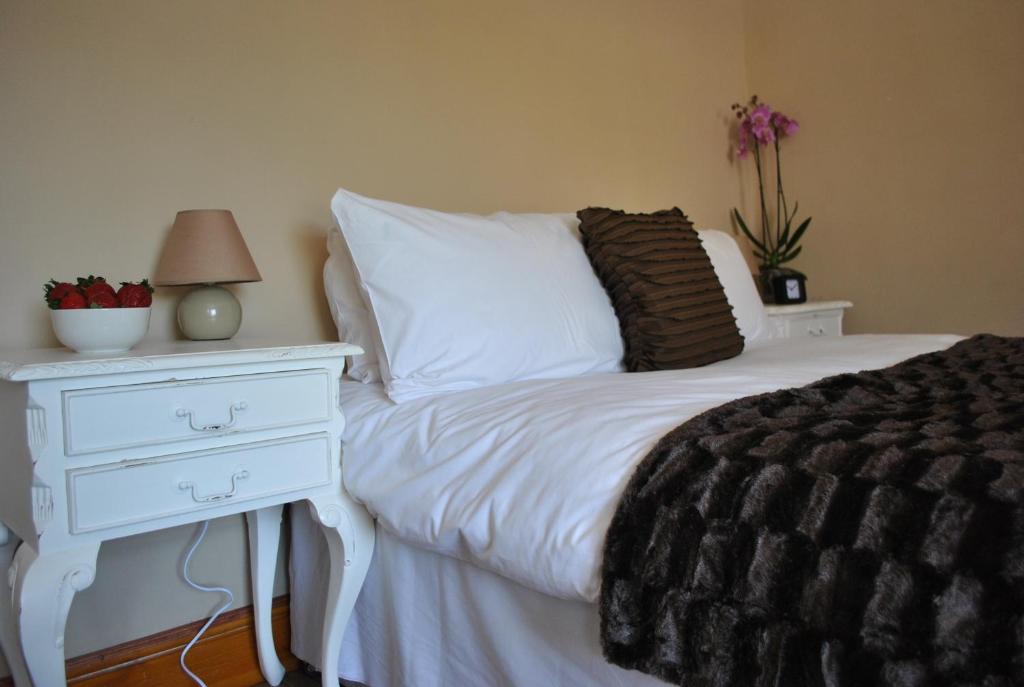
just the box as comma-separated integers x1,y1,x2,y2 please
752,143,772,261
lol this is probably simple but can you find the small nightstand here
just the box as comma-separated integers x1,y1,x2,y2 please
764,300,853,339
0,339,372,687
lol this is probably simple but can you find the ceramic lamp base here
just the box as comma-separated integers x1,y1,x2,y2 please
177,285,242,340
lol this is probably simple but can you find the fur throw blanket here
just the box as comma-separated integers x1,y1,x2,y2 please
601,334,1024,687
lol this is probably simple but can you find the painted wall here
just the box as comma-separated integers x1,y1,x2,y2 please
0,0,750,670
742,0,1024,335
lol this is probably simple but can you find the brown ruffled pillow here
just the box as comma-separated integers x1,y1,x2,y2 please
576,206,744,372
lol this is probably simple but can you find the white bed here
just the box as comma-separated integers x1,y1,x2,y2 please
286,190,958,683
289,336,959,686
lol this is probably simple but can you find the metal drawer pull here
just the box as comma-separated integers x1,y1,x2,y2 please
176,401,248,431
179,470,250,503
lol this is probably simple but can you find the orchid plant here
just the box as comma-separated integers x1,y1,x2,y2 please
731,95,810,268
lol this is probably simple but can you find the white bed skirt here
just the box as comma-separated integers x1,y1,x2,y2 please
290,506,668,686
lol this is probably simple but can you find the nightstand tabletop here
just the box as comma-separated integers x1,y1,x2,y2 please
763,300,853,315
0,338,362,381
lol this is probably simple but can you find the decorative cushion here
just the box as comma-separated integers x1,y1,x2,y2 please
576,207,744,372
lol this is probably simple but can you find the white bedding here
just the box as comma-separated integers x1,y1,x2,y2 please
341,334,962,603
290,523,672,687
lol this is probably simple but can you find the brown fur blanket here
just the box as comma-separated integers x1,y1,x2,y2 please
601,334,1024,686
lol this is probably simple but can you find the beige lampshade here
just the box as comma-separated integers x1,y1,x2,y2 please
154,210,262,286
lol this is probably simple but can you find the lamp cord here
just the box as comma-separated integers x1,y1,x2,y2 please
180,520,235,687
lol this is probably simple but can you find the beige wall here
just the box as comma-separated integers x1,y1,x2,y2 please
2,0,1020,676
0,0,750,668
742,0,1024,335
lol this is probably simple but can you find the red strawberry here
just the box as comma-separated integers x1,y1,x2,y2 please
83,280,117,301
59,291,88,309
87,291,119,308
44,279,78,309
116,279,154,308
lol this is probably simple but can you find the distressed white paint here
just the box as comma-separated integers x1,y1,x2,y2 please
0,525,31,685
0,340,373,686
308,496,375,687
247,506,287,685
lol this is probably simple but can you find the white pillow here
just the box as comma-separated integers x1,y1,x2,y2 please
330,189,624,403
697,229,771,342
324,227,382,382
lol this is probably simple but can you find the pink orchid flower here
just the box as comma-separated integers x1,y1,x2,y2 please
771,111,800,137
749,104,775,145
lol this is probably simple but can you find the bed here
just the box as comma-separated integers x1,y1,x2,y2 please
286,189,1016,686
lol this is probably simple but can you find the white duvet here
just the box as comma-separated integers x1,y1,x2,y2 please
341,334,962,603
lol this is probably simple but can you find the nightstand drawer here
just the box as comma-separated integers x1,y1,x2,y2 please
66,433,332,533
788,313,842,338
765,300,851,340
63,369,332,456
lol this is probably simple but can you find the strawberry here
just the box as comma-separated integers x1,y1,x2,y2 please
116,279,154,308
59,291,88,309
87,291,119,308
44,279,78,309
83,280,117,302
76,275,105,288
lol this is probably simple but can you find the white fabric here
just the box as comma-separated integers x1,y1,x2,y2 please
324,189,768,387
324,227,381,382
290,519,670,687
330,189,626,402
340,334,962,602
698,229,771,341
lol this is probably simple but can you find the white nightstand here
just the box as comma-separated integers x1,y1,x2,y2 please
0,339,373,687
764,300,853,339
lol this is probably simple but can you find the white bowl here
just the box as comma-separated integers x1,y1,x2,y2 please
50,307,151,354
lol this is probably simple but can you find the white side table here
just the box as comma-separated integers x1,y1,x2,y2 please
0,339,373,687
764,300,853,339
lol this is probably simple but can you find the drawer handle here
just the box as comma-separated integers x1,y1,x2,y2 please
809,326,826,337
176,401,248,431
179,470,250,503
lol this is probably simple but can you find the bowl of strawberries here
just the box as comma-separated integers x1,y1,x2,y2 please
45,276,154,354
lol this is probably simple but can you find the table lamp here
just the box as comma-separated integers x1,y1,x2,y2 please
154,210,262,340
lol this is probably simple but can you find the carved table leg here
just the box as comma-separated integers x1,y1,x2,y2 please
0,524,32,687
245,505,286,686
307,496,374,687
12,541,100,687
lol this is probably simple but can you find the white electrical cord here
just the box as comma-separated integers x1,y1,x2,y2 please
180,521,235,687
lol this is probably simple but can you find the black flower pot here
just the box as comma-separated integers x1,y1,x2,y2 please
759,267,807,304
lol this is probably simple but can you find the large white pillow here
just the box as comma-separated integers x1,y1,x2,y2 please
330,189,625,403
697,229,771,342
324,227,382,382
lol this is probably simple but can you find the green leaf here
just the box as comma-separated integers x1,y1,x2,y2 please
732,209,766,253
778,245,803,264
777,214,794,252
783,217,811,251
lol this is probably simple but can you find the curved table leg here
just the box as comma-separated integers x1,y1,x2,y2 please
307,496,374,687
246,505,286,686
0,524,31,687
12,541,100,687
